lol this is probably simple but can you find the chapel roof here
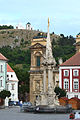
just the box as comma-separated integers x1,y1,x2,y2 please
27,22,31,25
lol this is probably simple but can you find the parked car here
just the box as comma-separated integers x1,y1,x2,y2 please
20,102,35,112
9,101,20,106
9,101,16,106
23,102,32,106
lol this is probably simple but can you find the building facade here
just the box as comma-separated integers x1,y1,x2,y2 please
7,64,18,101
16,23,24,29
0,53,19,103
75,33,80,52
30,36,46,104
26,22,32,30
59,52,80,99
0,53,8,91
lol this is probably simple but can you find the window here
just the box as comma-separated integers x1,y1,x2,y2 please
7,84,9,90
36,56,40,67
64,79,69,89
74,95,78,98
12,84,15,90
73,79,79,89
0,65,3,72
7,75,9,77
11,75,13,78
0,80,3,87
73,70,79,76
28,25,30,27
64,70,69,76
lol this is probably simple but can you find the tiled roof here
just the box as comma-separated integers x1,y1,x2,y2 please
0,53,8,61
60,97,68,101
69,97,80,102
7,64,14,72
60,52,80,66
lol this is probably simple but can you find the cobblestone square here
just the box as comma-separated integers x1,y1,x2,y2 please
0,107,70,120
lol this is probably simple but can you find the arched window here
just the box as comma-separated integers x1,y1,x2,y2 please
36,56,40,67
35,52,41,67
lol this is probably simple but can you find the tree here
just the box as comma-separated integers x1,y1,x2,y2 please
54,87,66,98
0,25,14,30
0,90,11,99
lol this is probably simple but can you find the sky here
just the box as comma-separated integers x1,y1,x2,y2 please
0,0,80,37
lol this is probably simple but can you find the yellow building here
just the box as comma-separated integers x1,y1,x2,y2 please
30,33,59,105
75,33,80,52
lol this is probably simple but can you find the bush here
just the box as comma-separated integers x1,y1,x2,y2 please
0,90,11,99
54,87,66,98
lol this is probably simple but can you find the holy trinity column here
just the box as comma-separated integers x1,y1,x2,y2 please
41,18,59,106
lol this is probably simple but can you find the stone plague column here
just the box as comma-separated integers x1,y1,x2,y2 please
41,18,59,106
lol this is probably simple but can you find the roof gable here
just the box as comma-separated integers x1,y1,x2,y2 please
30,43,46,49
0,53,8,61
60,52,80,66
7,64,14,72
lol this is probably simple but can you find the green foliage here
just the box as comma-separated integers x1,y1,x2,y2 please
14,39,18,43
54,87,66,98
52,35,76,63
0,25,14,30
0,90,11,99
20,38,25,47
10,31,15,34
0,31,6,34
0,46,31,65
21,38,24,43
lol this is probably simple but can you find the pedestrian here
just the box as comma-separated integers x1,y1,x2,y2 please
75,112,80,119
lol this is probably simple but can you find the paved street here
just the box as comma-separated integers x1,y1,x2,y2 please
0,107,70,120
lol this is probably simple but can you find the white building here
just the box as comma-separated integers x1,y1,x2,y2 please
0,53,8,91
26,22,32,30
16,23,24,29
6,64,18,101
